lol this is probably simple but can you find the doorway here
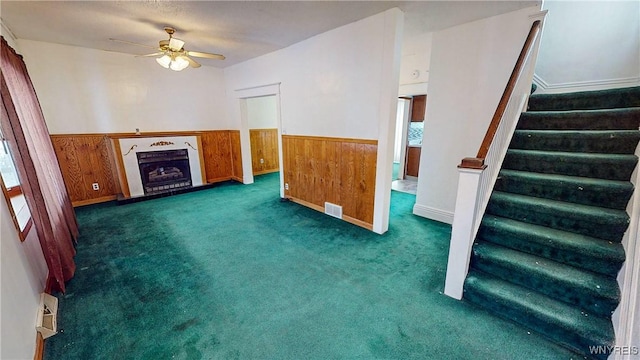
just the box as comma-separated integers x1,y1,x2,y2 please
246,95,280,177
391,94,426,195
235,83,283,196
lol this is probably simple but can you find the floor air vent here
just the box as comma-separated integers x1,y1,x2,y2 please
324,202,343,219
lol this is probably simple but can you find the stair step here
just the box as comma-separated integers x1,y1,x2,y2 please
517,108,640,130
495,169,634,210
503,149,638,181
464,271,615,359
510,129,640,154
478,215,625,277
471,242,620,317
528,86,640,111
486,191,629,242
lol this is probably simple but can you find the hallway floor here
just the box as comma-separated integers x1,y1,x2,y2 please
391,179,418,195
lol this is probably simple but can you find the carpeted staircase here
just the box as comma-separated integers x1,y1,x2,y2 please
463,86,640,358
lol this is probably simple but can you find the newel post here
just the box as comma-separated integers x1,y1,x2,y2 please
444,159,486,299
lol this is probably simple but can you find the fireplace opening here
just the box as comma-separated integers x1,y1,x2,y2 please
137,149,192,195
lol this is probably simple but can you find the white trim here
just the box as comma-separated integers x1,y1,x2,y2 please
532,73,550,90
397,98,410,179
529,9,548,21
412,203,454,224
613,153,640,358
444,167,484,299
234,82,281,95
532,73,640,94
0,18,18,43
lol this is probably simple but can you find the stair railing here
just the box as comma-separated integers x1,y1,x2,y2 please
444,14,546,300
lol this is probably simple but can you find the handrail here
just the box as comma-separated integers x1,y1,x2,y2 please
459,20,541,169
444,14,545,300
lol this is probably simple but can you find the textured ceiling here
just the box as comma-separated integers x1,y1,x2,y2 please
0,1,539,68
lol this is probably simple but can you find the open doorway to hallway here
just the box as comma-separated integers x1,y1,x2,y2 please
391,95,425,195
246,95,280,177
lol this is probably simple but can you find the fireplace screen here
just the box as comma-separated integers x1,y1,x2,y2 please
137,149,192,195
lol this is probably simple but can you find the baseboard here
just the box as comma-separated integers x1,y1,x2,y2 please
533,73,640,94
412,203,454,224
35,274,55,360
34,332,44,360
72,195,118,207
207,176,233,183
286,196,373,231
613,161,640,358
253,169,279,176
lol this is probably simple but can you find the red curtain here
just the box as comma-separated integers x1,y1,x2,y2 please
1,36,78,292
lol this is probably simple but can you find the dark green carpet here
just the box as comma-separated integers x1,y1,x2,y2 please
44,173,574,359
464,86,640,359
528,86,640,111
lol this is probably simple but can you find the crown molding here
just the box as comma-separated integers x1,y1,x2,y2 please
0,18,18,43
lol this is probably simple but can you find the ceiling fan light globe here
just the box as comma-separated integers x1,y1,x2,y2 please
170,56,189,71
156,55,171,68
169,38,185,51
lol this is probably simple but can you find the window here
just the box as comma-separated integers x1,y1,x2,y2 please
0,128,32,240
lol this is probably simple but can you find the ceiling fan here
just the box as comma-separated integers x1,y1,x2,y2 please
110,27,225,71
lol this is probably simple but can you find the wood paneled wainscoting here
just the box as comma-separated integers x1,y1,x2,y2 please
201,130,242,183
250,128,279,175
51,131,244,207
282,135,377,230
229,130,243,182
51,134,120,206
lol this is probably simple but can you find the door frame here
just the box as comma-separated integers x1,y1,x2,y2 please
234,83,284,197
396,97,411,181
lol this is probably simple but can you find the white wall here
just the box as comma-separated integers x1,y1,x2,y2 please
224,8,403,233
413,5,542,223
247,95,277,129
16,40,230,134
1,193,48,360
534,0,640,93
224,10,400,140
399,32,432,96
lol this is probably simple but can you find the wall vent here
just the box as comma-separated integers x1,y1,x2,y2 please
36,293,58,339
324,202,343,219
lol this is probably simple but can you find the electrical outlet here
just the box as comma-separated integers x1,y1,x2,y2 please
260,158,264,164
92,183,99,191
285,183,289,190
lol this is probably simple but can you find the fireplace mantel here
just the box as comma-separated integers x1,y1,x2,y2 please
116,136,205,198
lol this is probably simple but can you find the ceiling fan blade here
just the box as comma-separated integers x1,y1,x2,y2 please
182,55,201,68
169,38,185,51
109,38,156,49
136,52,164,57
186,51,225,60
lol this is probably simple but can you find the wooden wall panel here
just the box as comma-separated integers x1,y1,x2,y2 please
282,135,377,229
200,131,233,182
229,130,243,182
406,147,421,177
249,128,279,175
53,130,244,206
51,134,119,206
